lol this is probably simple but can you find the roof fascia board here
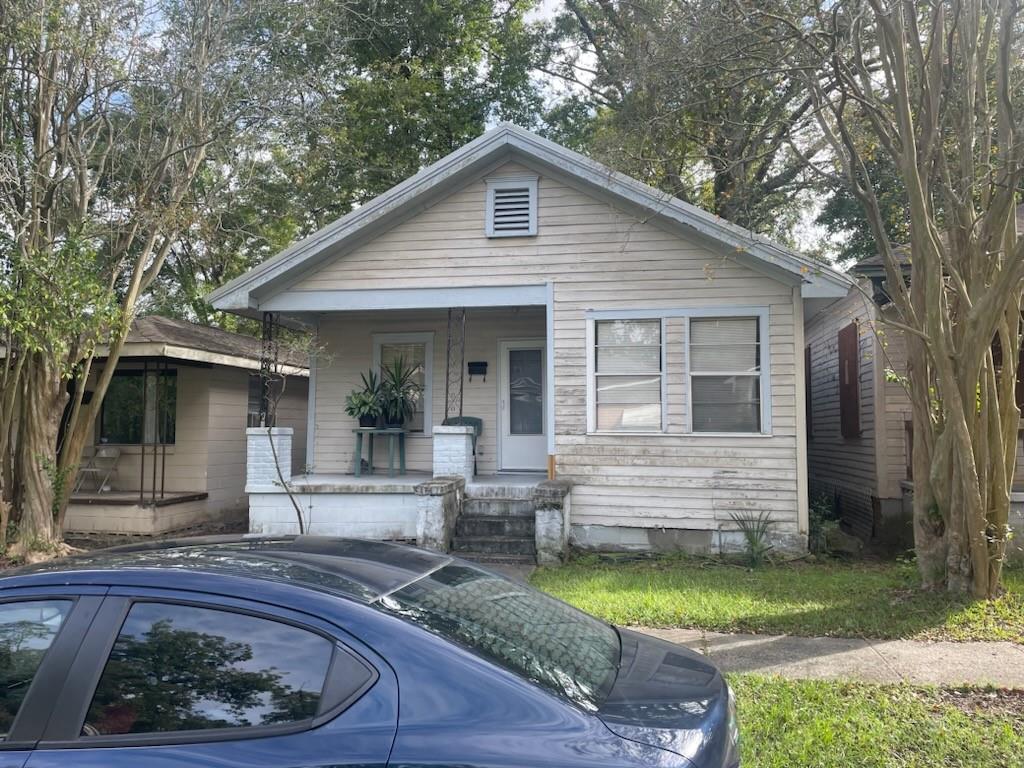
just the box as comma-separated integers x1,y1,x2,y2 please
92,343,307,376
260,285,548,313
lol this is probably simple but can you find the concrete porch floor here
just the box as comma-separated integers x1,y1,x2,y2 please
289,472,547,494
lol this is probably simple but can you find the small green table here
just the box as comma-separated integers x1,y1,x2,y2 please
352,427,407,477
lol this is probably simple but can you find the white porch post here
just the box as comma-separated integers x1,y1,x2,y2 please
432,425,474,482
545,281,555,478
246,427,293,492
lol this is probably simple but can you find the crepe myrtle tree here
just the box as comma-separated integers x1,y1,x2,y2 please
0,0,278,552
739,0,1024,596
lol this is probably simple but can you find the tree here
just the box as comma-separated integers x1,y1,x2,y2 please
539,0,822,239
740,0,1024,596
148,0,543,325
0,0,276,549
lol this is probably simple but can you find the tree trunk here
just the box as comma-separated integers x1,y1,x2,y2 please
15,354,68,546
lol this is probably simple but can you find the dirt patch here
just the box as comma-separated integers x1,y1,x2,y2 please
64,517,248,552
929,687,1024,721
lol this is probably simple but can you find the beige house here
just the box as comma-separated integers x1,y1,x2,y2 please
67,316,308,535
210,125,850,561
805,258,1024,560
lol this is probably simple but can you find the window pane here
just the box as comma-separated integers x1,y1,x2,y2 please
84,603,334,736
596,375,662,430
691,375,761,432
0,600,71,739
509,348,543,435
99,372,176,445
380,342,426,432
596,319,660,346
100,375,144,444
596,345,660,374
690,317,760,373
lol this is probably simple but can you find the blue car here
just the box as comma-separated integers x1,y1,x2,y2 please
0,536,739,768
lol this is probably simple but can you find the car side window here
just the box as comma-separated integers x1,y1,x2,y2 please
83,602,335,736
0,600,72,739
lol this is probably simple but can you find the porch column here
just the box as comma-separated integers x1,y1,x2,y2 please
247,427,293,492
432,425,474,482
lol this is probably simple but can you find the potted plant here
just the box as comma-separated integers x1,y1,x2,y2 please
345,371,383,427
380,356,422,428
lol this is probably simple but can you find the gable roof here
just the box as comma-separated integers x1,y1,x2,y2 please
108,315,307,373
208,124,851,311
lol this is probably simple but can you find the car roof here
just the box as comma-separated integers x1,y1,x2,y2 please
2,535,452,603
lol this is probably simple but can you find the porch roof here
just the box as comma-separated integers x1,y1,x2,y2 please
208,124,851,314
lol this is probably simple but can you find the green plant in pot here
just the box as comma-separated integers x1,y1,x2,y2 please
345,371,383,428
380,356,422,428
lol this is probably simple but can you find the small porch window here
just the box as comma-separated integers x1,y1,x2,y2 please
592,319,663,432
373,332,433,433
99,370,177,445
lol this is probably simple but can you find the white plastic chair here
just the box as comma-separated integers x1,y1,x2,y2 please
73,446,121,493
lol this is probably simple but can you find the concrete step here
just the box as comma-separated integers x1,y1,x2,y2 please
452,535,537,557
456,514,535,538
456,551,537,566
462,497,535,517
464,483,537,500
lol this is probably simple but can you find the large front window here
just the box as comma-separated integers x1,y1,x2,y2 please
99,370,177,444
593,319,663,431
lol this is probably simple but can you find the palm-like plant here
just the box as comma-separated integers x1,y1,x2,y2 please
380,356,422,427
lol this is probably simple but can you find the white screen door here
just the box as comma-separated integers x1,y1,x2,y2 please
498,340,546,471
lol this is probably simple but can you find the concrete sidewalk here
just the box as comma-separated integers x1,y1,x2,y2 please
637,627,1024,688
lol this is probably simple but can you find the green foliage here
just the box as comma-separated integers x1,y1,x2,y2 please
345,371,384,420
380,356,423,427
730,675,1024,768
729,511,775,568
531,559,1024,642
808,493,841,555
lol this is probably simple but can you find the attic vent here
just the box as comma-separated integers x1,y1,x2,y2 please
485,176,538,237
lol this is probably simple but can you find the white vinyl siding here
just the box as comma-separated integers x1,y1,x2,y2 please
689,316,763,434
592,319,663,432
288,161,803,537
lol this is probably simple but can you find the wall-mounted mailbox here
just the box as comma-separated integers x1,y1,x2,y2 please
468,361,488,381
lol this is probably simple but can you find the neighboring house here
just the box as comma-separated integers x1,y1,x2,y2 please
209,124,850,561
805,254,1024,560
67,315,308,535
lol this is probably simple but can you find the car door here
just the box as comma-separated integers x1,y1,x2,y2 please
25,588,397,768
0,589,106,768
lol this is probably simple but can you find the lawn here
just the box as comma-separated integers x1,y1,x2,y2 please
530,557,1024,642
731,675,1024,768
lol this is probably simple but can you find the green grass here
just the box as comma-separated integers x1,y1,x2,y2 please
530,557,1024,642
731,675,1024,768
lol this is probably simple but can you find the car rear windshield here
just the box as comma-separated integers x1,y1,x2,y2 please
375,562,620,711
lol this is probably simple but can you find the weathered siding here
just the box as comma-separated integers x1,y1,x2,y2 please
805,286,880,538
878,306,913,498
292,160,805,542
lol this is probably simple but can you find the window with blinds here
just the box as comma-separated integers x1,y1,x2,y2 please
689,317,762,433
485,176,538,237
594,319,663,431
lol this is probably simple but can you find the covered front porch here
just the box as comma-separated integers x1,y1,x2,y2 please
245,285,569,561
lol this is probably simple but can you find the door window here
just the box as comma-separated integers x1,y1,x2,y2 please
83,602,335,736
508,348,543,435
0,600,72,739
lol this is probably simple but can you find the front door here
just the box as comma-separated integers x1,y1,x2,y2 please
498,340,546,471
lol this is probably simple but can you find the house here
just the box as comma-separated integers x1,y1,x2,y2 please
209,124,850,562
804,254,1024,560
66,315,308,535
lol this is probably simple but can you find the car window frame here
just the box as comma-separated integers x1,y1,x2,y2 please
0,592,106,749
37,594,378,749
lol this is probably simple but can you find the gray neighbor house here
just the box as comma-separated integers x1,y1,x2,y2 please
209,124,853,564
